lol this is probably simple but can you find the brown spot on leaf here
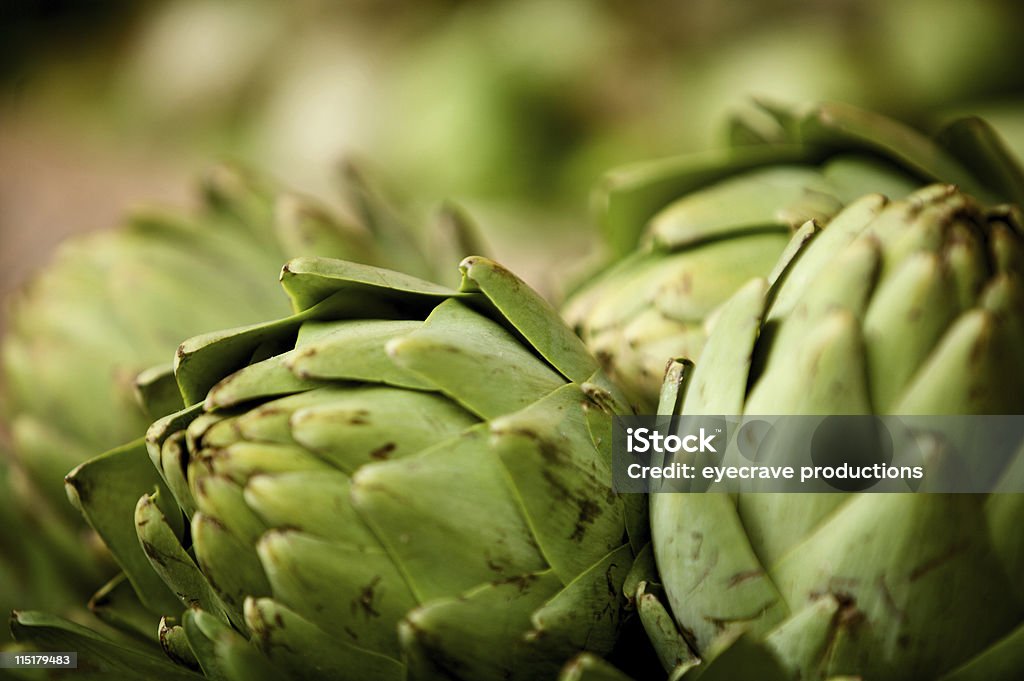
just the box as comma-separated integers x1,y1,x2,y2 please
370,442,397,460
689,533,705,561
140,540,167,567
349,409,371,425
605,563,618,598
726,570,763,588
909,541,970,581
351,576,383,618
492,573,539,594
570,499,602,542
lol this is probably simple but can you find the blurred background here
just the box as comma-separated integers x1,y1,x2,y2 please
4,0,1024,308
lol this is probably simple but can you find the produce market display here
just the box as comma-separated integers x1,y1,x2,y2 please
3,4,1024,678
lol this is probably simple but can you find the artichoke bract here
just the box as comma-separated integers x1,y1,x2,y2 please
0,163,479,633
12,256,645,681
644,184,1024,680
564,100,1024,410
1,165,288,629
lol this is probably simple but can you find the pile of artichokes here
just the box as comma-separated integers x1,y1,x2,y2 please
2,100,1023,681
0,162,479,642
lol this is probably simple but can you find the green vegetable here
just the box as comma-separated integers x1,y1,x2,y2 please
0,163,480,638
646,184,1024,680
564,100,1024,410
13,256,644,680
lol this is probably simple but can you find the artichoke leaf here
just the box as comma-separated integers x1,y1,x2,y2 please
183,607,284,681
399,570,565,681
10,611,204,681
491,384,626,582
386,299,565,419
244,597,404,681
350,426,547,603
134,492,228,626
65,439,181,614
460,256,599,383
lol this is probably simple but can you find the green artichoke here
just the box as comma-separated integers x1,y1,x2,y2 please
12,256,645,680
564,100,1024,410
0,162,479,636
644,184,1024,680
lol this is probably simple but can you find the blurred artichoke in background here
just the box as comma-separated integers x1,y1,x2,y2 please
7,0,1024,308
641,184,1024,679
564,100,1024,410
13,256,645,680
942,100,1024,165
0,162,480,638
8,0,1024,199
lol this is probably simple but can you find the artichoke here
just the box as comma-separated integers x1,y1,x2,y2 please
564,100,1024,410
12,256,645,680
0,163,479,635
644,184,1024,680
